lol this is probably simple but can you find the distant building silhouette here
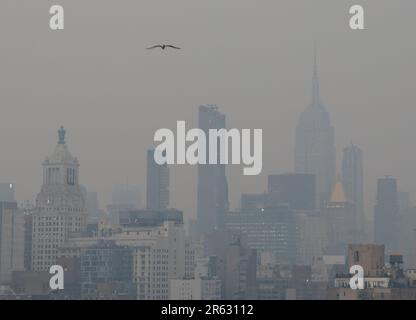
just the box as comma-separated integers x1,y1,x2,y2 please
374,176,399,252
107,184,141,227
398,206,416,268
80,186,105,223
268,173,316,211
294,50,336,206
112,185,141,209
146,149,169,210
398,191,412,212
342,144,365,238
295,212,326,265
21,200,35,272
225,206,296,264
224,237,257,299
0,183,15,202
0,202,24,283
197,105,229,234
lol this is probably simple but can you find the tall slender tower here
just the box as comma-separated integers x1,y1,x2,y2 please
294,49,336,206
374,176,399,252
342,144,365,236
32,127,86,271
197,105,229,235
0,202,24,283
146,148,170,210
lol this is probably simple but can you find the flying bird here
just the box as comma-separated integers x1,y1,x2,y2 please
147,44,181,50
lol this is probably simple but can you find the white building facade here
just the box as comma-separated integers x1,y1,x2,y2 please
32,127,86,271
169,278,221,300
59,220,198,300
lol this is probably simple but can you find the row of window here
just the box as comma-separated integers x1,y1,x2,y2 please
34,244,58,249
34,249,58,255
36,207,83,212
44,167,78,185
34,224,81,231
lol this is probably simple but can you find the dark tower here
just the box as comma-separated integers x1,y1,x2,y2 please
197,105,229,235
374,176,399,252
146,149,169,210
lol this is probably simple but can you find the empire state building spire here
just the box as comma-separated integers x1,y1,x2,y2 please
312,45,320,105
295,47,336,205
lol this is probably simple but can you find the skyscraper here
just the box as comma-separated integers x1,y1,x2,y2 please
0,183,15,202
85,191,101,221
323,176,356,255
112,185,142,209
224,237,257,299
0,201,24,284
197,105,229,235
342,144,365,234
108,184,141,227
294,50,336,205
32,127,87,271
268,173,316,210
225,205,297,264
146,149,169,210
374,176,399,252
397,191,411,212
80,186,105,223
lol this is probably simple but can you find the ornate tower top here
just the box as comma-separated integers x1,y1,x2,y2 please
36,126,84,210
44,126,78,165
58,126,66,144
331,174,347,203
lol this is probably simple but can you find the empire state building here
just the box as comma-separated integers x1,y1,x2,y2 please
294,52,336,205
32,127,86,271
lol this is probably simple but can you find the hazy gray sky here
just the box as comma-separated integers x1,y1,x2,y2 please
0,1,415,221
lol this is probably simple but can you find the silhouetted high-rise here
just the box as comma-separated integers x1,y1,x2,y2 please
0,183,15,202
146,149,169,210
197,105,229,235
0,201,24,283
342,144,365,233
294,50,336,205
268,173,316,210
374,176,399,252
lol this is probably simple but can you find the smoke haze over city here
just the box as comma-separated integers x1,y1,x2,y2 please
1,0,416,303
1,1,416,222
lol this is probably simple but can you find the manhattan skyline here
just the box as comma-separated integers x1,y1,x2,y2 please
0,0,415,225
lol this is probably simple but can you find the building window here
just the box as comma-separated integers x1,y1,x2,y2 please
67,168,75,185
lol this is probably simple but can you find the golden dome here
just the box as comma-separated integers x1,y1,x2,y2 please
331,175,347,203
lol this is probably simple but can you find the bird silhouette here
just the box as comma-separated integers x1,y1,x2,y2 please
147,44,181,50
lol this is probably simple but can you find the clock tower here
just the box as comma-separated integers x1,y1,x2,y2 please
32,127,86,271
